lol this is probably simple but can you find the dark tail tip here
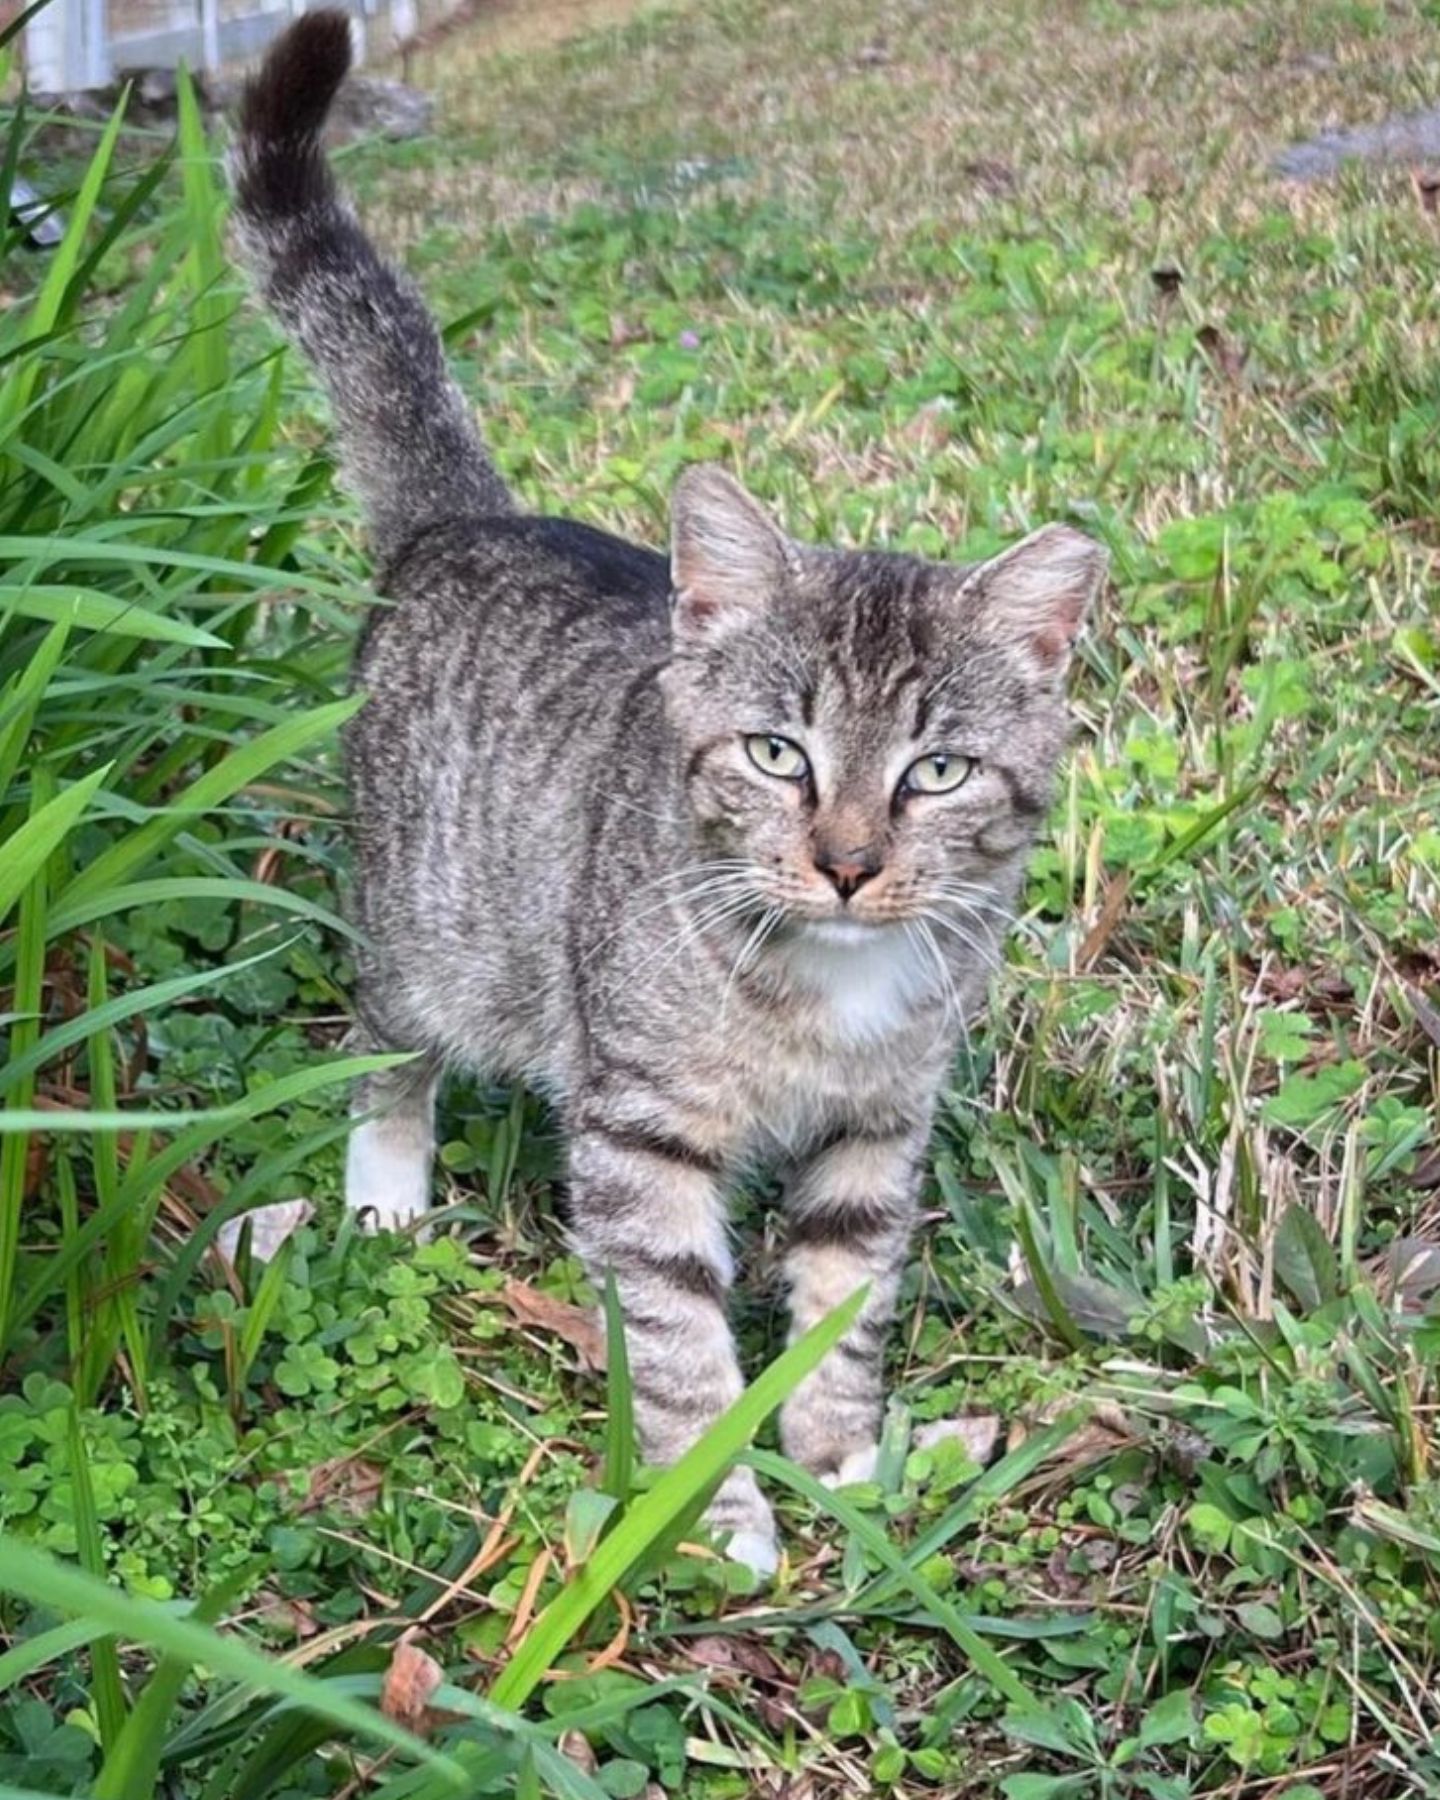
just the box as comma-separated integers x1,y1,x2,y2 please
234,10,354,219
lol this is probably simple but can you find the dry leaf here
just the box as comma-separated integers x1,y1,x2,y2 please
1007,1399,1132,1461
252,1589,320,1639
1373,1237,1440,1309
500,1277,607,1371
1196,324,1249,385
298,1454,386,1517
609,314,645,349
215,1198,314,1265
686,1633,788,1685
1076,873,1130,972
380,1634,443,1731
961,156,1016,192
914,1413,1001,1466
1413,169,1440,215
559,1729,599,1774
1409,1147,1440,1190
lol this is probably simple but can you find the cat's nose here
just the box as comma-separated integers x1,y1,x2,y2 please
815,846,881,901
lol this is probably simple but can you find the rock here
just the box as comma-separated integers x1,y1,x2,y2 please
1274,103,1440,181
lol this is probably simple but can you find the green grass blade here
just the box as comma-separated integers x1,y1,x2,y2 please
600,1270,634,1502
94,1570,248,1800
0,1616,106,1691
0,91,127,437
44,876,359,943
0,1536,466,1783
0,764,110,927
0,933,297,1097
0,585,227,646
0,768,54,1354
67,1410,128,1753
749,1447,1034,1708
490,1284,866,1711
58,694,363,907
0,619,68,800
1,1057,404,1347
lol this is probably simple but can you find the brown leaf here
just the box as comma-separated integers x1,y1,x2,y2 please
500,1277,606,1371
902,398,953,452
1413,169,1440,215
609,314,646,349
1373,1237,1440,1309
214,1197,314,1266
298,1455,386,1517
914,1413,1001,1466
961,156,1016,193
1405,983,1440,1049
252,1589,320,1640
559,1729,599,1774
1007,1400,1132,1462
686,1633,788,1685
1196,324,1249,385
1076,873,1130,972
1409,1147,1440,1190
380,1635,443,1731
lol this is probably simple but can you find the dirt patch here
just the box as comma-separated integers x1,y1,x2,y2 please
1274,103,1440,181
396,0,658,78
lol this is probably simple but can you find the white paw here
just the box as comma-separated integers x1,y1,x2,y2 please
725,1527,780,1579
344,1119,432,1232
821,1442,880,1489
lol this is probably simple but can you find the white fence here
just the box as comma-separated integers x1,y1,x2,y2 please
24,0,417,92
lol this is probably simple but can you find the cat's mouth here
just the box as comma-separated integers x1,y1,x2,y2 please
793,915,895,946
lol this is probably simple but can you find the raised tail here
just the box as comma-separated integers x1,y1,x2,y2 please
229,11,512,561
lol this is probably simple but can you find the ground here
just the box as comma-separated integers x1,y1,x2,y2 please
2,0,1440,1796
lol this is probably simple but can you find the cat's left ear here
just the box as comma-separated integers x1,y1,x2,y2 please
956,524,1108,670
670,464,799,641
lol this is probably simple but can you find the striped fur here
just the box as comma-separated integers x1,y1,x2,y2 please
230,14,1106,1572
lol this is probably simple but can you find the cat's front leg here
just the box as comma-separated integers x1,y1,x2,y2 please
779,1125,925,1484
566,1104,778,1574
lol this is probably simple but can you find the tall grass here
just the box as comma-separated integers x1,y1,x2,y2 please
0,49,891,1795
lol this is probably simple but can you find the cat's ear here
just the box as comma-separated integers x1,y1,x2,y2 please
957,524,1107,669
670,464,797,639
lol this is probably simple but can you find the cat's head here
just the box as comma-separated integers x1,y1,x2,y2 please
658,464,1106,942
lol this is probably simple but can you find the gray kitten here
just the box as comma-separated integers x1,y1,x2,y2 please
231,12,1106,1573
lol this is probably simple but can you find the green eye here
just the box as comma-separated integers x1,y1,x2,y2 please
745,734,809,781
903,752,975,795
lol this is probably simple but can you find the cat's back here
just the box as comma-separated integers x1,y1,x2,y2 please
357,512,670,676
349,510,672,813
345,511,675,1078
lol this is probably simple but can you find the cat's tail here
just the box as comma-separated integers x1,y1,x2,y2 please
229,10,512,561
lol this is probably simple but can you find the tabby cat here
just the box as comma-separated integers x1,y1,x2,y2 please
231,11,1107,1573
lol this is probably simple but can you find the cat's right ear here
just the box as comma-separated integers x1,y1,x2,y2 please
670,465,797,641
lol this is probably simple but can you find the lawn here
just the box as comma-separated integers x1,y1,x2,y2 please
2,0,1440,1794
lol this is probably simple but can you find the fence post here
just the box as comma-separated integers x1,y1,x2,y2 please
199,0,221,69
24,0,88,90
81,0,107,83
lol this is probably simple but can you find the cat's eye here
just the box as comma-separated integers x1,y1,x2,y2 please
902,751,975,796
745,734,809,781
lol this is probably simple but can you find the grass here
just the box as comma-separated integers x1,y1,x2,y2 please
2,0,1440,1793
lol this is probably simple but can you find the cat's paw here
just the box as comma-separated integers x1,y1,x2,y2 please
725,1526,780,1579
344,1119,432,1233
707,1468,779,1580
820,1441,879,1489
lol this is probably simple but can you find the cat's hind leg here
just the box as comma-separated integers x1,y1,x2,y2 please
344,1047,440,1232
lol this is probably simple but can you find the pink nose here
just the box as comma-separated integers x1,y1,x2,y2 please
815,849,880,900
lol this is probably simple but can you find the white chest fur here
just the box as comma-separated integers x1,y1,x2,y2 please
772,920,937,1046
